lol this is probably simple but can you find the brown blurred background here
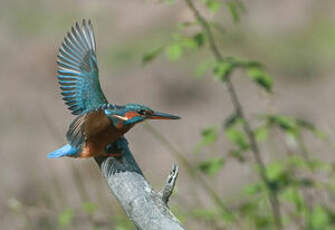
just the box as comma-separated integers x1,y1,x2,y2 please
1,0,335,229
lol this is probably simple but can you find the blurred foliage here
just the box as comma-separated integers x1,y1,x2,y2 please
113,213,134,230
197,157,225,175
7,0,335,230
58,208,74,229
141,0,335,229
54,202,134,230
82,201,97,216
194,126,218,153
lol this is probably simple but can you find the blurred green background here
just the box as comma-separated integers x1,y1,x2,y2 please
1,0,335,229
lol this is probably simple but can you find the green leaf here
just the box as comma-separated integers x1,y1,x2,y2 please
266,115,298,137
198,157,225,175
274,116,296,131
202,0,222,13
229,149,245,162
82,201,97,215
237,59,263,69
244,183,264,195
224,113,241,129
58,208,74,228
201,126,218,137
213,61,234,81
225,127,249,150
180,37,198,49
247,67,273,92
308,205,330,229
282,187,305,213
266,162,285,181
193,32,206,47
194,126,218,153
265,114,326,140
226,2,240,23
142,47,163,65
244,61,262,68
226,1,246,23
264,162,294,192
238,201,257,215
194,59,215,78
254,125,269,142
165,43,182,60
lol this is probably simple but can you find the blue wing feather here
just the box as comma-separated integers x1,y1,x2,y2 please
57,19,108,115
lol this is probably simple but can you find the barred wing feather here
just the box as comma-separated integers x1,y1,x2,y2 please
57,19,108,115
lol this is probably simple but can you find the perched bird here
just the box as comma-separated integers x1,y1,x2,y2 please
48,19,180,158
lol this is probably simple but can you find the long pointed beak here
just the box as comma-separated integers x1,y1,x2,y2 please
149,111,181,120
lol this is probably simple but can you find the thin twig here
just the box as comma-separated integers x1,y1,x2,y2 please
182,0,283,229
144,123,232,217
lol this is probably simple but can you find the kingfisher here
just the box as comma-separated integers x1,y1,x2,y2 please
48,19,180,159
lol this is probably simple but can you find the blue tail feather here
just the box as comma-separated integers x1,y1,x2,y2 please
47,144,78,158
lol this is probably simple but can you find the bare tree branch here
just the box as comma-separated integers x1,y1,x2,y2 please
95,137,185,230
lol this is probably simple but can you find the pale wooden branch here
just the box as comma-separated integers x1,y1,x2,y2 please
95,137,184,230
160,164,179,205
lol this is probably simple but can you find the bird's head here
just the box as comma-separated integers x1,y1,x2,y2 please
110,104,180,126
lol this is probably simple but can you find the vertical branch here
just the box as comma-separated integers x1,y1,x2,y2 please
183,0,282,229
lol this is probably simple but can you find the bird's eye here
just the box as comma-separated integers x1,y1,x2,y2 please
138,110,146,116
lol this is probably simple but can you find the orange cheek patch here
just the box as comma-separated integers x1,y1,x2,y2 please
125,111,139,120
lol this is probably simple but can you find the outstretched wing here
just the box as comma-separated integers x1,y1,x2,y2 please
57,19,108,115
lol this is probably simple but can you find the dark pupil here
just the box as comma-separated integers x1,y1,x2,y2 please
139,110,146,115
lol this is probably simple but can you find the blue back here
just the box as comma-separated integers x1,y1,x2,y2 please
57,19,108,115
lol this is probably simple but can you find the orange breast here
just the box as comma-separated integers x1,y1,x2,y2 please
77,112,133,158
78,126,121,157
